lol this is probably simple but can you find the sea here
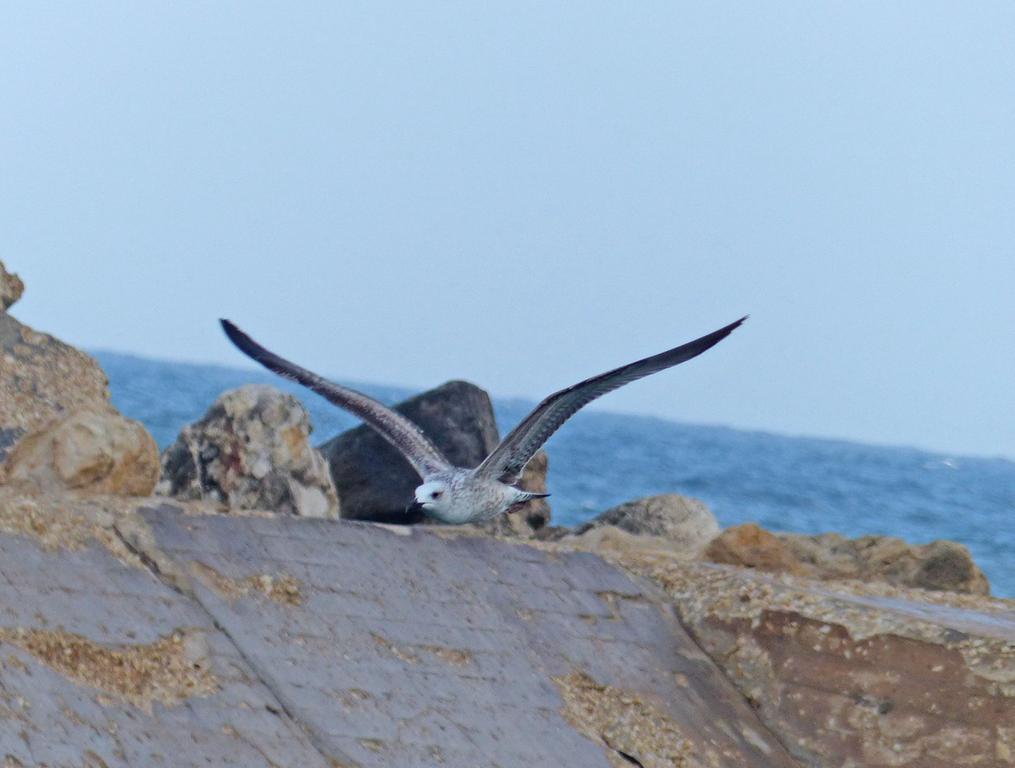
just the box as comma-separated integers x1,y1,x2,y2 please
94,351,1015,599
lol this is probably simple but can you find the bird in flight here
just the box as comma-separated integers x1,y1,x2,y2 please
220,317,745,524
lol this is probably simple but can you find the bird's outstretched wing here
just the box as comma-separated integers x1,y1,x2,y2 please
474,317,746,484
220,320,452,479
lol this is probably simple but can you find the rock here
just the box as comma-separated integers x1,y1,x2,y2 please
0,490,798,767
703,522,806,574
913,539,990,593
779,530,990,594
1,403,159,495
0,259,24,311
572,493,720,557
157,384,339,518
704,525,991,595
614,552,1015,768
319,380,499,522
0,312,110,461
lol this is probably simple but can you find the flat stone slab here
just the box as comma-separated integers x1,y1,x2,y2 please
0,507,331,766
0,494,797,767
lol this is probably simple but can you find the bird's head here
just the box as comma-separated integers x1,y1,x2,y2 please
406,480,451,520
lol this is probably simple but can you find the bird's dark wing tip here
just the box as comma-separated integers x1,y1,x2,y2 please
219,319,260,358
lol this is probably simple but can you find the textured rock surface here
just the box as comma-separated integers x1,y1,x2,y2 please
704,523,805,574
1,403,159,495
157,384,339,518
780,531,991,595
0,260,23,312
608,548,1015,768
0,490,795,768
0,490,336,766
321,380,551,528
706,523,990,594
574,493,720,557
0,312,110,461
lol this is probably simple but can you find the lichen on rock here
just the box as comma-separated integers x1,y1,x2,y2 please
0,627,218,712
190,560,303,605
554,670,696,768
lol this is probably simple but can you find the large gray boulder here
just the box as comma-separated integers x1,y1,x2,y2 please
157,384,339,518
320,380,518,524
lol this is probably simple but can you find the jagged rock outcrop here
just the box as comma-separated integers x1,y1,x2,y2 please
705,523,990,594
157,384,339,518
611,551,1015,768
0,489,796,768
320,380,551,534
0,260,24,311
569,493,720,557
1,402,159,495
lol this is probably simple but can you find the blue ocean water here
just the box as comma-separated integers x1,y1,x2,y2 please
95,351,1015,598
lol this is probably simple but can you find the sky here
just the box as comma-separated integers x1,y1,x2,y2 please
2,3,1013,460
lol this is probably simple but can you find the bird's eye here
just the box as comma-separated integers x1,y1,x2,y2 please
431,490,443,500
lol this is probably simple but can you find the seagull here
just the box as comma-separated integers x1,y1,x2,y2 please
220,317,745,524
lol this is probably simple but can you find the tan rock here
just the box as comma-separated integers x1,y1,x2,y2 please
704,525,991,595
0,260,24,311
781,530,990,594
2,403,160,496
704,523,805,574
157,384,339,518
559,524,690,561
0,312,110,460
572,493,720,558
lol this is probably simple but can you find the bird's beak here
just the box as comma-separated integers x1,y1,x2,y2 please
405,499,425,522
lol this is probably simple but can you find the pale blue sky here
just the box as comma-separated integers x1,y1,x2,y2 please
3,2,1013,459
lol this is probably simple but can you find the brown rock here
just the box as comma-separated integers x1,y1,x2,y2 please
704,523,805,574
703,525,991,595
0,259,24,311
0,312,110,461
2,403,160,496
613,553,1015,768
573,493,720,557
781,531,990,594
157,384,339,518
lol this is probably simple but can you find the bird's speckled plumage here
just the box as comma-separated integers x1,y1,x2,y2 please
220,316,744,524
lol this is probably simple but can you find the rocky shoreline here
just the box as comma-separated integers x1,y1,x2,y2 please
2,259,1013,767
